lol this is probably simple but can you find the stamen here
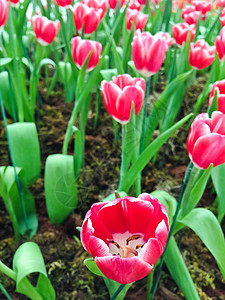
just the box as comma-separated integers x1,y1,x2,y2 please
126,234,142,245
136,244,143,249
107,239,120,249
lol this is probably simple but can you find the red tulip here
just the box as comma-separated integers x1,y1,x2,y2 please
82,0,108,19
216,0,225,9
154,32,173,50
209,80,225,113
0,0,8,29
128,0,141,10
71,3,101,36
220,7,225,27
81,194,169,284
8,0,19,6
132,30,167,77
172,23,196,46
32,16,60,46
71,36,102,72
189,40,215,69
187,112,225,169
108,0,125,9
193,0,212,14
181,6,200,25
126,9,148,32
101,74,145,124
55,0,72,7
215,27,225,61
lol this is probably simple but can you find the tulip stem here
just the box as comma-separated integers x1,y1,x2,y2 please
148,162,194,300
110,284,126,300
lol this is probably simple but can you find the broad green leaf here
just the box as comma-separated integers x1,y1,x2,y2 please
7,122,41,184
0,57,13,66
177,208,225,278
118,113,192,192
102,191,128,202
165,237,200,300
58,62,74,102
127,61,140,77
104,278,132,300
100,68,118,81
150,190,176,225
0,167,38,238
211,163,225,222
13,242,55,300
84,258,105,277
37,58,56,73
45,154,78,224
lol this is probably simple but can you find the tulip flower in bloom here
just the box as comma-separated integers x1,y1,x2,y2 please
32,16,60,46
81,194,169,284
126,9,148,32
128,0,141,10
209,80,225,113
154,32,173,50
108,0,125,9
0,0,8,29
189,40,215,70
181,6,200,25
82,0,108,19
101,74,145,124
71,3,102,36
220,8,225,27
132,30,167,77
71,36,102,72
215,27,225,61
187,112,225,169
55,0,72,7
172,23,196,46
193,0,212,14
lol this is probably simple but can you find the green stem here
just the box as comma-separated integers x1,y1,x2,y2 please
110,284,126,300
118,124,130,189
0,281,12,300
0,261,16,281
149,162,194,300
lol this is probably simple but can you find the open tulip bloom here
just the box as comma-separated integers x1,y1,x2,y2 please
81,194,169,284
189,40,215,70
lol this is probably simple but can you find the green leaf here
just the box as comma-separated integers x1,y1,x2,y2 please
7,122,41,184
118,113,193,192
73,126,82,179
84,258,105,277
76,51,92,98
100,68,118,81
211,163,225,222
13,242,55,300
44,154,78,224
127,61,140,77
207,89,218,117
177,208,225,278
165,237,200,300
38,58,56,73
104,278,132,300
0,57,13,66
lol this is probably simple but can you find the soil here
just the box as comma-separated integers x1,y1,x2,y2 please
0,73,225,300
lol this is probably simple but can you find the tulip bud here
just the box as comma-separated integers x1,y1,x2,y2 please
71,36,102,72
189,40,215,70
172,22,195,46
181,6,200,25
0,0,8,29
32,16,60,46
215,27,225,61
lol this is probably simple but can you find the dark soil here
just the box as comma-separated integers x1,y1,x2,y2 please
0,74,225,300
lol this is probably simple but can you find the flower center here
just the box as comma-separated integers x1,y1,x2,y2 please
107,234,144,258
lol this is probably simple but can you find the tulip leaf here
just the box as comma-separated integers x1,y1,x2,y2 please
37,58,56,74
150,190,176,226
13,242,55,300
84,258,105,277
177,208,225,278
211,163,225,222
58,62,74,102
7,122,41,185
100,68,118,81
44,154,78,224
118,113,193,192
207,89,218,117
0,57,13,66
165,237,200,300
73,126,82,179
104,278,132,300
102,191,128,202
127,61,140,77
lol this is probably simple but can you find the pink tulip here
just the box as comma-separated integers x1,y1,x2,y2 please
71,36,102,72
32,16,60,46
216,0,225,9
82,0,108,19
172,23,196,46
55,0,72,8
132,30,167,77
187,112,225,169
189,40,215,70
209,80,225,113
154,32,173,50
108,0,125,9
71,3,101,36
128,0,141,10
126,9,148,32
181,6,200,25
215,27,225,61
193,0,212,14
8,0,19,6
0,0,8,29
220,8,225,27
101,74,145,124
81,194,169,284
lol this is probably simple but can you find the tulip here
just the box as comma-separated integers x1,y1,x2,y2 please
189,40,215,70
132,30,167,77
0,0,8,29
71,3,101,36
193,0,212,14
71,36,102,72
82,0,108,19
109,0,125,9
32,16,60,46
154,32,173,50
187,112,225,169
128,0,141,10
55,0,72,7
209,80,225,113
220,7,225,27
126,9,148,32
8,0,19,6
172,23,196,46
81,194,169,284
215,27,225,61
101,74,145,124
181,6,200,25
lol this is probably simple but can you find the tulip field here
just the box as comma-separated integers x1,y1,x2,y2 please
2,0,225,299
